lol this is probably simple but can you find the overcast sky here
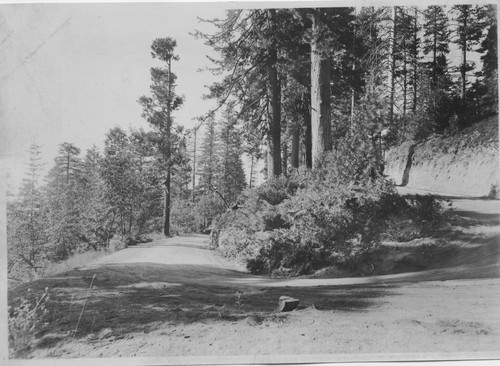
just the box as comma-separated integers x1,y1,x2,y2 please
0,2,233,191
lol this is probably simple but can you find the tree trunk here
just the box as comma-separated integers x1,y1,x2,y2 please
223,120,229,198
403,27,407,121
291,123,300,168
120,211,124,238
282,135,288,176
192,127,197,202
311,11,332,168
163,58,172,237
249,154,254,188
163,173,170,236
303,108,312,169
267,36,282,179
350,7,357,127
432,8,437,89
461,10,468,105
128,204,133,236
389,6,397,125
413,7,418,112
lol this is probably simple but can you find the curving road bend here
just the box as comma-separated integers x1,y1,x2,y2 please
83,191,500,289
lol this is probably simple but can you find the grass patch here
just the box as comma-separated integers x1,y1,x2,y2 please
40,251,108,278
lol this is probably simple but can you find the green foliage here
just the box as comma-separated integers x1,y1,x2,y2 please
419,5,456,135
380,194,445,242
194,193,227,232
216,105,247,203
246,228,305,275
214,150,445,276
78,146,116,250
217,228,267,264
8,145,49,280
44,143,86,259
405,194,445,233
255,175,303,206
198,118,219,192
138,36,185,237
8,288,49,358
247,190,444,276
170,198,198,234
476,5,498,118
422,6,451,59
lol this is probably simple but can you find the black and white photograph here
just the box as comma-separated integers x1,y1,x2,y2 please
1,0,499,364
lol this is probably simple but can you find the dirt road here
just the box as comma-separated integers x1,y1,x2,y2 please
9,194,500,362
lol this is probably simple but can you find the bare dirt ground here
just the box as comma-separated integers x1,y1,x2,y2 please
8,190,500,363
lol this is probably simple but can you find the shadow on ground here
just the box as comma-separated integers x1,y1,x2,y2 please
8,262,396,345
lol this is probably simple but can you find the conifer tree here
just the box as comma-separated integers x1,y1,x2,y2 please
195,9,292,178
101,128,139,238
217,105,246,204
477,4,498,116
44,142,84,259
421,5,454,132
451,5,487,109
138,37,184,237
422,6,451,90
78,146,116,249
7,144,48,279
197,117,219,193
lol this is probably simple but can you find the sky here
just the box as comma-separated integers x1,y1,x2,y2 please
0,2,234,192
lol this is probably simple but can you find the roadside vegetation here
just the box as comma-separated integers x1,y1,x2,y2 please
211,156,445,276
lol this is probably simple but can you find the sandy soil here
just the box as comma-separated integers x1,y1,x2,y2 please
7,192,500,363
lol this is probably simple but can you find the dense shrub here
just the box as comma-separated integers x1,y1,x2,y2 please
246,190,445,276
382,194,445,241
211,150,445,277
405,194,445,233
255,175,304,206
210,190,271,251
247,228,305,275
217,228,268,264
263,184,393,275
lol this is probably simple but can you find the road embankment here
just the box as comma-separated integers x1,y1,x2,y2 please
385,116,499,198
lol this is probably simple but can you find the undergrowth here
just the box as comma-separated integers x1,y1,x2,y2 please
8,287,50,358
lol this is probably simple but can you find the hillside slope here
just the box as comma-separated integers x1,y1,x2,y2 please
385,116,499,198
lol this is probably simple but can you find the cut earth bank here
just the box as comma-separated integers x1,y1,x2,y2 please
384,116,499,198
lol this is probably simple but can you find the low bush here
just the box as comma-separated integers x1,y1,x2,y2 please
247,228,317,276
217,228,268,264
255,174,304,206
9,288,50,358
382,194,445,241
210,189,273,250
406,194,445,233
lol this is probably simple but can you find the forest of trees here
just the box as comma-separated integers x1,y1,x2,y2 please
7,4,498,281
